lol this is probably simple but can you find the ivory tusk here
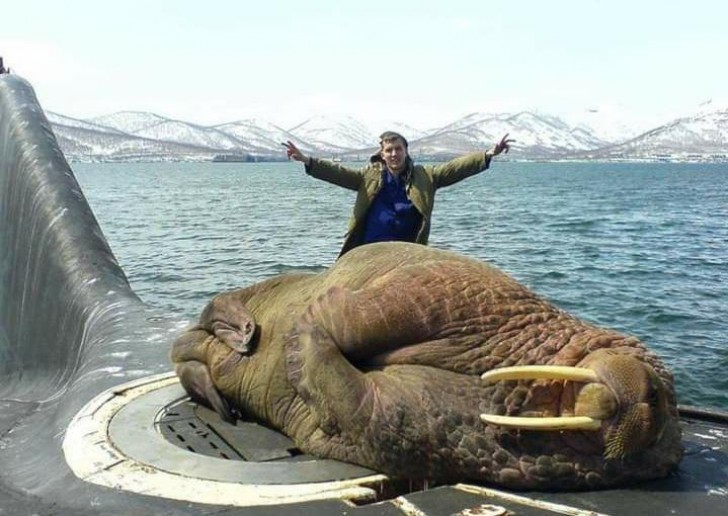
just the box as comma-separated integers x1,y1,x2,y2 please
480,414,602,431
481,365,599,384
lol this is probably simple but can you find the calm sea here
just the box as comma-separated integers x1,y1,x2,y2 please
73,161,728,410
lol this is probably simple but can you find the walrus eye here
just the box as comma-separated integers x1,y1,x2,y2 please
244,321,254,336
645,374,665,408
647,388,659,407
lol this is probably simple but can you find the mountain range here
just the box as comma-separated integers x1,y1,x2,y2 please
45,105,728,163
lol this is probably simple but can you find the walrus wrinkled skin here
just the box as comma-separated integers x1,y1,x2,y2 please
171,242,682,490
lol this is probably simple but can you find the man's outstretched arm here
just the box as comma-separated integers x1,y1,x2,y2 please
432,133,515,188
281,140,363,190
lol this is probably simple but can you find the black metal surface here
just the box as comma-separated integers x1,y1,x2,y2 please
157,398,337,463
194,403,303,462
509,413,728,515
679,404,728,424
159,400,246,460
0,73,221,515
399,487,561,515
108,381,380,484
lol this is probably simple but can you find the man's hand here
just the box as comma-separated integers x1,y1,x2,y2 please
491,133,515,156
281,140,311,165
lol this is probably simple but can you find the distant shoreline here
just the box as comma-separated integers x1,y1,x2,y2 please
66,155,728,165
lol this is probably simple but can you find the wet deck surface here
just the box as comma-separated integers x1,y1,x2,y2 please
2,401,726,515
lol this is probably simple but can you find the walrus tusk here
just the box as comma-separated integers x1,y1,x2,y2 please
481,366,605,431
480,414,602,431
481,365,599,384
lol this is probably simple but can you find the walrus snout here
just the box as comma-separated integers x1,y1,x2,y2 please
480,349,675,461
576,349,673,459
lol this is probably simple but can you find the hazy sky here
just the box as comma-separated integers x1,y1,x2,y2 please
3,0,726,129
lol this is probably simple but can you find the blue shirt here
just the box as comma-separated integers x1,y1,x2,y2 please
363,169,422,244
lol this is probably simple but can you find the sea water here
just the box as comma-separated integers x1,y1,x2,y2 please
74,161,728,410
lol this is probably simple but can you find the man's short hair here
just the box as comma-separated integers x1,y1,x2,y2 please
379,131,408,149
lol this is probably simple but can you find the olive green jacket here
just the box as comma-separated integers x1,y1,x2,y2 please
306,151,492,257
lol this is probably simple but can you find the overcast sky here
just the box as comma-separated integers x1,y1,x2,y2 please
2,0,726,129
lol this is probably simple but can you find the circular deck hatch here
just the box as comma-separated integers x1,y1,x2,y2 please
63,372,387,507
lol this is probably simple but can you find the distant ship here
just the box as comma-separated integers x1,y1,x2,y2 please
212,153,254,163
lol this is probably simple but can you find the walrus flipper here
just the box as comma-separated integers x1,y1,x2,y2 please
285,283,443,437
175,360,236,423
290,281,440,363
285,288,375,438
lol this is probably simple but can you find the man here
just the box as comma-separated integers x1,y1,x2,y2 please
282,131,513,257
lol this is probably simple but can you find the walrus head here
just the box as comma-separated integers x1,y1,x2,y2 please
480,349,681,469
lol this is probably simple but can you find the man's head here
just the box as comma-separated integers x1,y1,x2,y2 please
378,131,409,174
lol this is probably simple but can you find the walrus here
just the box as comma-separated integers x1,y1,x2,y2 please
171,242,682,490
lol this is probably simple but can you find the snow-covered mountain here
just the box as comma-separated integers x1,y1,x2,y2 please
132,120,243,151
46,107,728,162
88,111,170,133
375,122,429,142
287,115,377,153
413,111,608,159
47,111,126,135
561,105,662,143
48,111,224,161
214,119,315,155
583,108,728,160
